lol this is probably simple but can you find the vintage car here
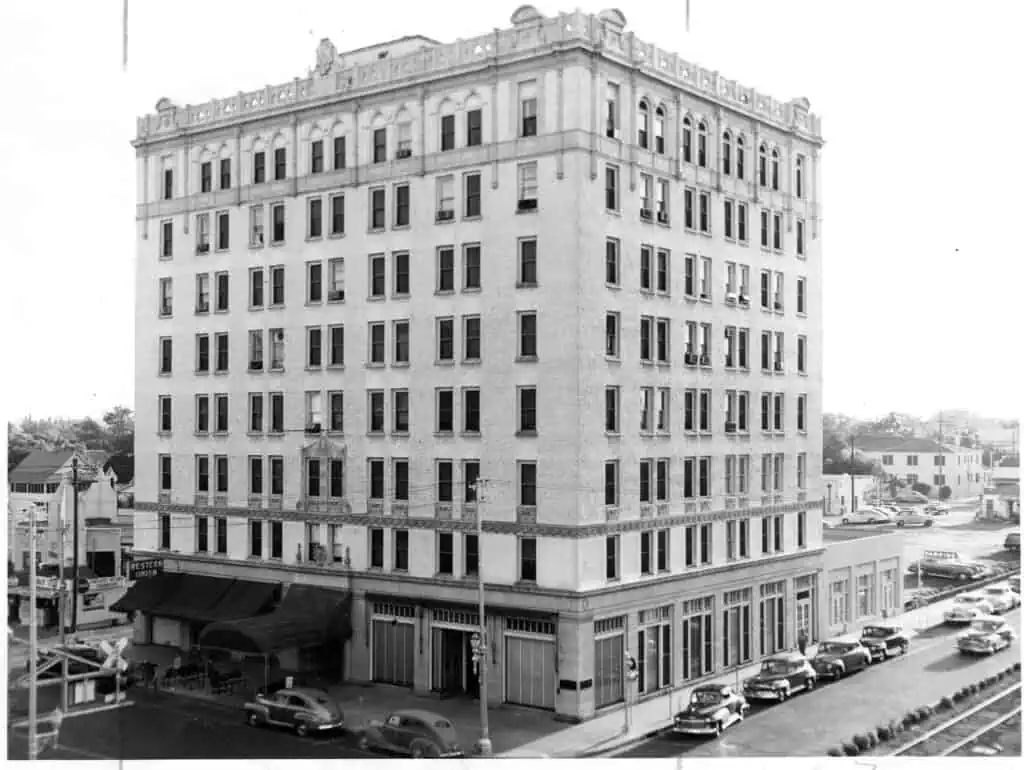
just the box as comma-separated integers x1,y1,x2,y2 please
839,508,891,526
907,557,983,581
944,592,996,624
358,709,464,758
742,651,816,702
859,624,910,661
895,509,934,528
672,683,749,736
1005,532,1021,552
244,687,345,736
923,503,951,516
981,584,1020,614
957,615,1016,655
1009,576,1021,594
810,639,873,680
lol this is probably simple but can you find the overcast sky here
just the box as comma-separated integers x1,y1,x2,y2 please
1,0,1020,424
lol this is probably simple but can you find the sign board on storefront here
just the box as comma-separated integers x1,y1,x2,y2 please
82,593,104,612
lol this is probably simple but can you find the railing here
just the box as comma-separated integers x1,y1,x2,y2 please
136,10,820,141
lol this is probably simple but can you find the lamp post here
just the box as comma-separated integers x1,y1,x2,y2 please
469,479,492,757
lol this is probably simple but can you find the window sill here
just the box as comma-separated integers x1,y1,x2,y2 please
367,431,386,437
516,579,538,587
248,305,265,312
515,208,539,216
366,362,386,369
268,303,285,310
605,283,621,291
463,215,482,223
391,224,410,232
605,577,621,584
461,431,482,438
367,295,385,302
306,235,324,243
435,289,456,297
462,357,481,366
305,365,323,372
605,355,621,363
213,370,229,376
305,300,323,307
327,363,345,370
605,431,621,439
391,431,410,438
391,292,410,301
391,361,410,369
158,370,172,377
461,286,482,295
269,241,286,248
515,356,539,363
434,431,455,439
516,430,538,438
368,227,386,235
328,231,345,239
268,367,285,374
435,359,455,366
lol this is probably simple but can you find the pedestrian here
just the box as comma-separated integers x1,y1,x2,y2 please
797,629,808,656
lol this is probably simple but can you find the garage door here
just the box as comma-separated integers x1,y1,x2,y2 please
151,616,182,647
372,619,414,686
504,617,556,710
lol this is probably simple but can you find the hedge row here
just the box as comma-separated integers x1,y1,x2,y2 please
903,564,1019,611
824,661,1021,757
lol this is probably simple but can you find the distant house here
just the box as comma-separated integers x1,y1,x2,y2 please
983,457,1020,520
103,454,135,508
855,435,985,500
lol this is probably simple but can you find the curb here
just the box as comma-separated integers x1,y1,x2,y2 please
577,724,671,758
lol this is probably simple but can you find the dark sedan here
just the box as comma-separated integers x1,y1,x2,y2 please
742,651,817,702
859,624,910,661
810,639,873,680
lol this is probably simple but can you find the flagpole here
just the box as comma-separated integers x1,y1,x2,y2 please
122,0,128,71
686,0,691,33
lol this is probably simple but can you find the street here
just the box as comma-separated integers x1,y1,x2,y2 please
616,608,1021,757
7,689,377,760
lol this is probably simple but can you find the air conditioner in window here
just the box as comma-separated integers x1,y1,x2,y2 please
738,294,750,305
725,421,737,433
517,199,538,212
640,208,653,220
328,289,345,301
700,292,710,300
196,301,209,313
684,353,698,366
774,361,784,372
305,423,322,434
699,354,711,366
396,148,413,159
436,209,454,222
656,211,669,224
249,361,263,371
726,292,737,303
774,301,783,311
196,243,210,254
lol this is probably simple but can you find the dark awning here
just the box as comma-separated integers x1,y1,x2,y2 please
198,585,351,654
149,574,237,622
199,579,278,623
110,572,183,613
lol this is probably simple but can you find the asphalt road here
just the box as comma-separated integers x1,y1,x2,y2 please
617,608,1021,757
7,689,378,761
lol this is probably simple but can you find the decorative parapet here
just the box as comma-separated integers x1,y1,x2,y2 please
135,7,821,143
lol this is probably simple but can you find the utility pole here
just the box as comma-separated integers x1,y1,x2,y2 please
71,457,80,633
849,432,856,513
469,478,492,757
28,517,39,761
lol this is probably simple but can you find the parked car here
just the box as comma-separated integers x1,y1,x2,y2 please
358,709,464,758
923,503,951,516
244,687,345,736
956,615,1016,655
1005,532,1021,552
981,584,1020,614
810,639,873,680
1009,576,1021,594
672,683,749,736
875,504,902,517
840,508,891,526
859,624,910,661
908,558,983,581
944,592,996,623
742,652,817,702
895,510,935,528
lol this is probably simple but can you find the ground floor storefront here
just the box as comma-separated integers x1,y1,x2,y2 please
821,529,904,637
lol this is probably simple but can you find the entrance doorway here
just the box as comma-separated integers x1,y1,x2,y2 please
431,628,479,699
796,590,812,645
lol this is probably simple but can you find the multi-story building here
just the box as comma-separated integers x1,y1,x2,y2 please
130,6,827,720
856,436,986,500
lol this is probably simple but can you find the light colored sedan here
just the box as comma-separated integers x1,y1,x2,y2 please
840,508,891,525
944,593,995,624
895,510,934,528
981,584,1020,614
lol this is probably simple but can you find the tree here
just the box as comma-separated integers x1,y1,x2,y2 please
912,482,932,497
939,485,952,500
866,412,917,438
74,417,108,449
102,406,135,455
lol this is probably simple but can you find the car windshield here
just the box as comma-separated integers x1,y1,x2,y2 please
985,588,1005,596
691,690,722,705
970,620,1001,633
956,596,983,604
761,659,790,675
861,627,890,638
314,696,333,707
818,642,850,655
434,719,452,729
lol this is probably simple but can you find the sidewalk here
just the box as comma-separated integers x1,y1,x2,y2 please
502,594,969,758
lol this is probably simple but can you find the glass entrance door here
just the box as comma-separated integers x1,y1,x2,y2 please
796,591,812,644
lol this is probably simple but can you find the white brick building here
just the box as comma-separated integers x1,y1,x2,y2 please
129,6,826,720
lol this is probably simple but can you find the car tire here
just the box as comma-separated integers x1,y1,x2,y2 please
833,665,844,680
714,721,723,737
777,689,788,702
806,677,816,691
411,741,425,759
841,518,851,525
897,521,905,528
925,521,933,527
899,643,909,655
296,722,309,738
246,712,261,728
357,735,371,752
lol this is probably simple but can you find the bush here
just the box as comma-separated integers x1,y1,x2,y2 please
968,683,980,695
939,485,952,500
866,731,879,748
902,712,918,727
842,741,860,756
917,706,932,721
912,482,932,496
890,720,904,735
853,734,871,751
1014,661,1021,672
827,747,843,757
939,696,954,710
877,724,892,741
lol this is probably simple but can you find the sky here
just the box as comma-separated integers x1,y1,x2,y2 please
1,0,1021,425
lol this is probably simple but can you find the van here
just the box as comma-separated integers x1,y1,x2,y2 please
1004,532,1020,552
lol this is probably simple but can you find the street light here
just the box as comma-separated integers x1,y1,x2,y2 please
470,480,492,757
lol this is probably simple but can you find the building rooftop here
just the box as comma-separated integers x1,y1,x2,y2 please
855,436,957,454
8,450,75,484
135,5,821,144
104,454,135,486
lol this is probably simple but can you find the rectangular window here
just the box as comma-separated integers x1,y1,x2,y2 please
333,136,346,169
518,312,537,359
214,332,229,372
373,128,387,163
604,165,619,211
158,395,172,433
389,184,409,228
773,212,783,250
605,238,620,285
436,388,455,433
307,326,323,368
330,194,345,235
640,530,652,574
270,203,285,243
219,158,231,189
159,277,173,316
467,109,483,147
517,162,538,208
253,151,266,184
464,172,481,218
306,261,322,304
370,187,386,230
518,538,537,582
604,460,619,506
605,312,620,358
519,82,538,137
367,322,385,365
308,139,323,173
604,387,619,433
605,535,619,580
195,454,210,491
436,176,455,221
274,147,286,180
463,315,481,361
796,277,807,314
437,246,455,292
699,192,710,233
162,168,174,200
393,529,409,571
159,337,172,374
437,317,454,362
517,238,537,287
796,219,805,256
248,393,263,433
307,197,323,239
160,220,173,258
517,386,537,434
368,254,385,298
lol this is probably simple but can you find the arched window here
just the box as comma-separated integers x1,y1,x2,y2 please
771,148,780,191
758,143,768,187
638,101,650,149
795,155,804,199
722,130,732,175
654,106,666,154
697,120,708,168
736,135,746,179
682,116,693,164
